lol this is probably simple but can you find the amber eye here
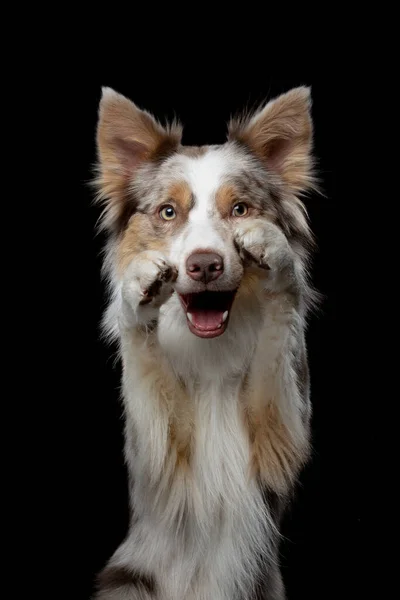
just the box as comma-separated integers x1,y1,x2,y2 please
159,205,176,221
232,203,248,217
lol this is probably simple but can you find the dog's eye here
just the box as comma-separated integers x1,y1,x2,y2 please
159,205,176,221
232,203,248,217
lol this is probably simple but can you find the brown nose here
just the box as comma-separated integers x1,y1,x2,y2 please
186,252,224,283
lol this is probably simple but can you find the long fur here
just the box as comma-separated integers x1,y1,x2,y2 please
92,86,318,600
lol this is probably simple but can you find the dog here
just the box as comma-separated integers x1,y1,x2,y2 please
93,85,318,600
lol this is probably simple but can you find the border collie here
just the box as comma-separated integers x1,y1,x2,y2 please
93,85,318,600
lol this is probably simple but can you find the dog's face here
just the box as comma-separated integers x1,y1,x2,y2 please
96,87,315,339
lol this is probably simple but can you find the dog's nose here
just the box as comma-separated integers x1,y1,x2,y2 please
186,252,224,283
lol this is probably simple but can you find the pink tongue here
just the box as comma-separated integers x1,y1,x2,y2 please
189,309,225,331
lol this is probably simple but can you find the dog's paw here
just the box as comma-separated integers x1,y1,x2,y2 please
234,221,295,281
122,251,178,311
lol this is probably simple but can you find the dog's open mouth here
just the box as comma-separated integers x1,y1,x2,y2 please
178,291,237,338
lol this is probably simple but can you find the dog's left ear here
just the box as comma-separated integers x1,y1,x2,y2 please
228,87,315,194
95,87,182,233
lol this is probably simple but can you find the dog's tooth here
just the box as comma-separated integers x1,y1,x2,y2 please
222,311,229,323
217,324,222,328
187,313,194,324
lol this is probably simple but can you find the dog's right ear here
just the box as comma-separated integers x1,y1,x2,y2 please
228,87,315,196
95,87,182,232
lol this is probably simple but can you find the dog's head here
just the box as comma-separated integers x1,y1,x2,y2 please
95,87,316,339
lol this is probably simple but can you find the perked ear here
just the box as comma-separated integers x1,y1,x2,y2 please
228,87,315,194
95,87,182,232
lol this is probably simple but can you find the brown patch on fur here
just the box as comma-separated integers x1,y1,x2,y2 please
134,338,194,480
169,418,193,472
245,402,309,493
95,88,182,233
97,565,156,593
167,180,194,212
215,184,237,218
117,180,194,272
242,392,309,494
117,213,167,273
228,87,315,195
164,369,193,475
236,270,264,299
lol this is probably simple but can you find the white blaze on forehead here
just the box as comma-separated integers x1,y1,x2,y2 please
180,147,235,218
167,145,250,264
181,148,235,252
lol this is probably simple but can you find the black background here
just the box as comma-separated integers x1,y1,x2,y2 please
62,74,368,599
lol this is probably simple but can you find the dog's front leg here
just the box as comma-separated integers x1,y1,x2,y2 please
234,220,302,296
119,250,178,330
235,217,312,484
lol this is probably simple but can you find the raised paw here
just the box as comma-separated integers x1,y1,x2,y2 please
122,251,178,314
138,256,178,305
234,222,275,269
234,221,296,286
